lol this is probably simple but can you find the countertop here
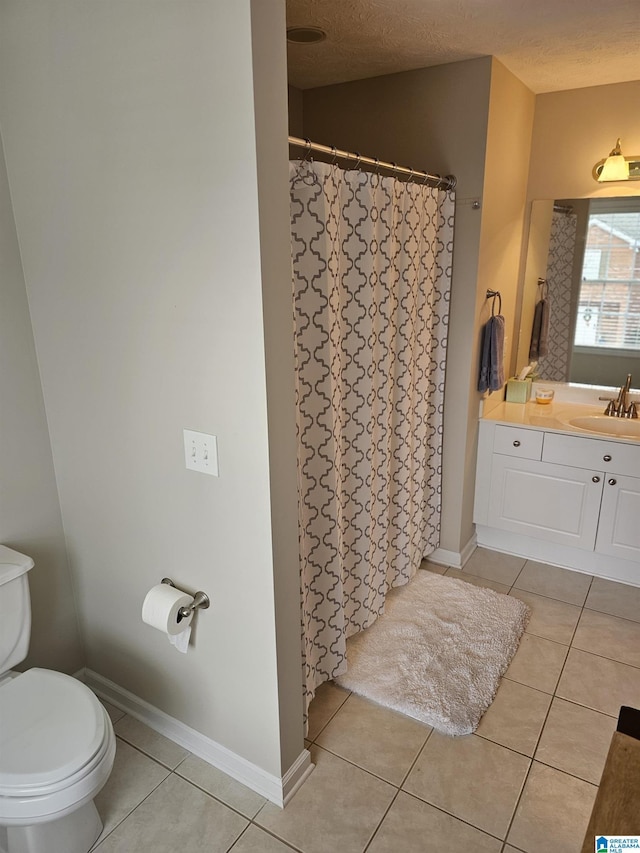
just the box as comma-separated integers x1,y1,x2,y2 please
482,399,640,444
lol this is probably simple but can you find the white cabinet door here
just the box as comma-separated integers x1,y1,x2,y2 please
488,455,603,550
596,473,640,561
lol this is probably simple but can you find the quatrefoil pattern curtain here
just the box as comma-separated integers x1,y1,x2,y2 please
289,160,454,717
537,209,578,381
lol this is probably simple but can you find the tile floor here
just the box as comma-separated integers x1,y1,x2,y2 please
90,548,640,853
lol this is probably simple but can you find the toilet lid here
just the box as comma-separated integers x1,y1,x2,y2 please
0,669,106,790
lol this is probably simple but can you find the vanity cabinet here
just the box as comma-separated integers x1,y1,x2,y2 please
596,473,640,561
487,453,603,550
475,421,640,583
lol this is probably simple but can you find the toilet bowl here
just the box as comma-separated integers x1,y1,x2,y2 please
0,547,115,853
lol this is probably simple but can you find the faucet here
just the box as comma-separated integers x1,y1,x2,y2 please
599,373,638,417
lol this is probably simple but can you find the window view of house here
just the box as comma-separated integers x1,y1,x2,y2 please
575,209,640,350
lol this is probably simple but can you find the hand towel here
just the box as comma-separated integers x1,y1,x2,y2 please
478,314,505,392
529,298,549,359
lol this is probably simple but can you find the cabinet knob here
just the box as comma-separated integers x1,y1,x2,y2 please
608,478,617,486
603,454,612,462
513,440,521,447
592,476,601,483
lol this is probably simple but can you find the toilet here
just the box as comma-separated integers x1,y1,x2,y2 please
0,545,116,853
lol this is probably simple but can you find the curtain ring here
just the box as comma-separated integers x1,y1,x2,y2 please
407,167,414,183
374,157,381,174
330,145,338,165
302,138,313,162
353,152,362,171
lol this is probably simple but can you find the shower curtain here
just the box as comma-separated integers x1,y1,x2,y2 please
289,160,454,716
537,209,578,380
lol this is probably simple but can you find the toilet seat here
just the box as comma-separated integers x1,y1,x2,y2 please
0,669,115,824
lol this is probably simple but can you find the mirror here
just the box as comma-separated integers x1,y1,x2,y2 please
516,196,640,388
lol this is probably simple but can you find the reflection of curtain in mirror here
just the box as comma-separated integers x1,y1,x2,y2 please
537,210,577,380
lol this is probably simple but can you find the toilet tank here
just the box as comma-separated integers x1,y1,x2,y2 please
0,545,34,676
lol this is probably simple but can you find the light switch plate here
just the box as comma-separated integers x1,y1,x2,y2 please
183,429,219,476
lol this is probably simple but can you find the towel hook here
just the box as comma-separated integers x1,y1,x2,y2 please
537,277,549,299
486,289,502,316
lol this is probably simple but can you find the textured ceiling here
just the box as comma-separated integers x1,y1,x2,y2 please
286,0,640,93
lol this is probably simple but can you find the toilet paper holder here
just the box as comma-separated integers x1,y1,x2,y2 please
161,578,210,619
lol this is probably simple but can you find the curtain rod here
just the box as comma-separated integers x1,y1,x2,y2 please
288,135,457,192
553,203,574,214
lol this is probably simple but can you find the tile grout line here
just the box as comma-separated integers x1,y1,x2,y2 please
526,755,600,789
583,603,640,624
307,687,352,743
304,741,408,790
306,719,513,848
497,754,535,849
398,724,436,789
91,760,171,850
557,572,593,682
110,729,188,772
387,608,530,850
399,788,509,846
226,824,254,853
96,736,267,849
245,820,304,853
398,559,535,846
171,769,265,824
341,560,622,847
309,712,556,848
498,572,599,848
467,558,597,847
526,573,589,767
459,568,538,848
565,644,640,672
361,787,402,853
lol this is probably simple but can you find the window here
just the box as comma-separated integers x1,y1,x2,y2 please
574,209,640,351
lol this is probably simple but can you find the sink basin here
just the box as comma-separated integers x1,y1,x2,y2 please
568,415,640,438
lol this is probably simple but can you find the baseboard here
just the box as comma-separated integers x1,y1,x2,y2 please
428,533,477,569
78,668,313,808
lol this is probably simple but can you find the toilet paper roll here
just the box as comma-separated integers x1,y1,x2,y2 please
142,584,194,636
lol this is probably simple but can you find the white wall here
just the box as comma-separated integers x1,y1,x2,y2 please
0,0,302,779
0,131,83,674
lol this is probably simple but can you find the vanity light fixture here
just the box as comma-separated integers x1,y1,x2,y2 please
593,138,640,182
